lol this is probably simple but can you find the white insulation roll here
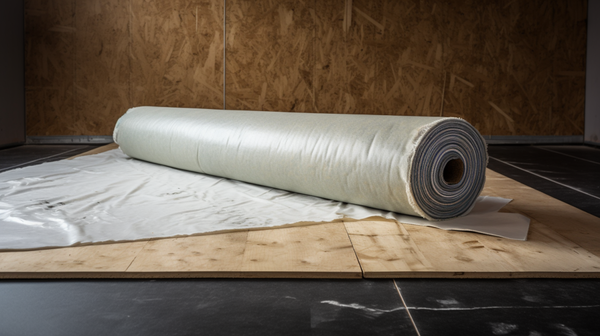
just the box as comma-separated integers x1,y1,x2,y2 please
114,107,488,221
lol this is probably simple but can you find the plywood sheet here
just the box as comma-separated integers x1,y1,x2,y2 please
346,169,600,278
0,223,362,279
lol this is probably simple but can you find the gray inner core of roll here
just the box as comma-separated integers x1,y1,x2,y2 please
443,158,464,185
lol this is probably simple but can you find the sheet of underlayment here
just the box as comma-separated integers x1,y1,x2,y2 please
0,149,529,250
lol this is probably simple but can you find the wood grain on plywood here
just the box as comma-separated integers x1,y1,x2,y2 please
225,0,315,112
25,0,76,136
131,0,224,110
484,169,600,257
346,169,600,278
74,0,131,136
0,223,361,279
0,241,148,277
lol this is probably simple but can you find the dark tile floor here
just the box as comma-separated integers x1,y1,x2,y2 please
0,145,101,173
487,145,600,217
1,144,600,336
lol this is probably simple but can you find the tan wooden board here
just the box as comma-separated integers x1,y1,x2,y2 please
0,222,362,279
346,169,600,278
1,144,600,278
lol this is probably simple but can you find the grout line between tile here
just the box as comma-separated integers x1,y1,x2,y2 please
535,146,600,166
394,279,421,336
0,147,85,173
489,156,600,201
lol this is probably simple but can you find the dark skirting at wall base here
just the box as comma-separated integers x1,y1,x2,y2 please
483,135,584,145
26,136,114,145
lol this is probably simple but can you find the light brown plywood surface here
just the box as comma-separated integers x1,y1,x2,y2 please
127,223,361,278
345,169,600,278
0,223,362,279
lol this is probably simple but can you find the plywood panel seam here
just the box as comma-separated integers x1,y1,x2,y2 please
123,238,151,272
341,220,365,277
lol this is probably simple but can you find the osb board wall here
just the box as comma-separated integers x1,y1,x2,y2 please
25,0,223,136
25,0,587,136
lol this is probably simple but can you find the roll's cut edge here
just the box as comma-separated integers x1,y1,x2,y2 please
406,117,488,221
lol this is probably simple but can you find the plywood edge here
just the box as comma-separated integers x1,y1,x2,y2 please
0,271,363,279
68,142,118,159
364,271,600,279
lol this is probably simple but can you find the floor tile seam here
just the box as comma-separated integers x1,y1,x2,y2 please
403,304,600,311
535,146,600,166
488,156,600,201
0,147,85,173
393,279,421,336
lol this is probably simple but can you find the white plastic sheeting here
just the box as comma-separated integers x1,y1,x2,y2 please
114,107,488,221
0,149,529,250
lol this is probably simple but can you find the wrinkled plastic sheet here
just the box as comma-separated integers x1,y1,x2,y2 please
0,149,530,250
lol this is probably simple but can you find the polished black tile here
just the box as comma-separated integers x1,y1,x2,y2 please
0,279,417,336
0,145,101,172
487,145,600,218
488,146,600,196
396,279,600,336
538,145,600,165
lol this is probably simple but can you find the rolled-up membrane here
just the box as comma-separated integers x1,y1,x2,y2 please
114,107,488,220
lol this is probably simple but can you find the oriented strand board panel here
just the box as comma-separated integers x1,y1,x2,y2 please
0,223,362,279
439,0,587,136
225,0,315,112
131,0,224,110
25,0,76,136
346,169,600,278
25,0,587,136
74,0,131,135
374,0,445,117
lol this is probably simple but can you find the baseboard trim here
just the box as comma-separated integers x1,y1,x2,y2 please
23,135,586,146
26,136,114,145
483,135,584,145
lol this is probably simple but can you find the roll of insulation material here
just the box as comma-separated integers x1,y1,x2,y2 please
113,107,488,220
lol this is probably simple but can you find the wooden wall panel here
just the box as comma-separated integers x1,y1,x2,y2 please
24,0,587,136
375,0,445,117
313,1,346,113
74,0,130,135
439,0,587,136
225,0,315,112
25,0,75,135
551,0,588,136
131,0,223,110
